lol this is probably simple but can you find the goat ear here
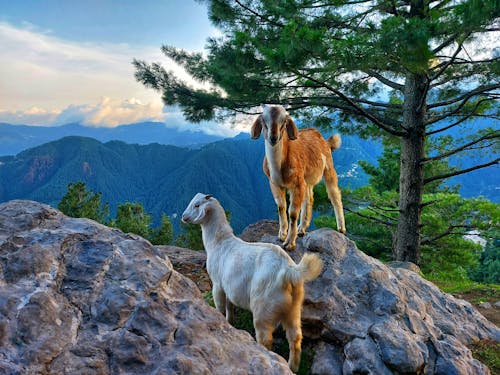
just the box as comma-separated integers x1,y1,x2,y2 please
285,116,298,140
251,115,263,139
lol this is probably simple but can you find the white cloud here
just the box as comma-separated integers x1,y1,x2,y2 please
162,106,250,137
0,107,60,125
0,21,243,135
54,97,166,127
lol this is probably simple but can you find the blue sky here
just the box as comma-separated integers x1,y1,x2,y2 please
0,0,245,135
0,0,214,49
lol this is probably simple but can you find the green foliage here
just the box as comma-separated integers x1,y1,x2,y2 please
112,202,153,239
358,137,400,193
175,220,204,250
316,188,497,277
468,231,500,284
58,181,175,244
469,340,500,375
58,181,109,223
150,213,174,245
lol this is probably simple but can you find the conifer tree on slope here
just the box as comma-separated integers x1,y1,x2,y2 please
134,0,499,265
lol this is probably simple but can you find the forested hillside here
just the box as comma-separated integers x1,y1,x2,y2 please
0,135,372,232
0,122,224,156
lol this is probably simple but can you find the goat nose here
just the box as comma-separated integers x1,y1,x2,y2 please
181,214,189,223
269,136,278,145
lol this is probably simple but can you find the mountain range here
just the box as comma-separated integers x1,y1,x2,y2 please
0,134,375,232
0,122,225,156
0,120,497,233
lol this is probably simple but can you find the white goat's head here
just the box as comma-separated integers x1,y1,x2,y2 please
251,104,298,146
182,193,214,225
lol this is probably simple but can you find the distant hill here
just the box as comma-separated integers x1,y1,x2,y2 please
0,135,373,232
0,122,225,156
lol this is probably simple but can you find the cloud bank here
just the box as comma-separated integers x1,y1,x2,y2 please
0,22,246,136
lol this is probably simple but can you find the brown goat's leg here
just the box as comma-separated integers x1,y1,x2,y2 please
324,168,346,233
270,182,288,241
284,184,305,250
298,185,314,236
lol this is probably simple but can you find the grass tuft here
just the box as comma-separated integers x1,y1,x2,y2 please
469,339,500,374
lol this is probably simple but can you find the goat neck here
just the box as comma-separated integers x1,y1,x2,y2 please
200,203,234,252
264,133,290,185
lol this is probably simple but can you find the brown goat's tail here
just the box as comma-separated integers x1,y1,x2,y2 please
327,134,341,151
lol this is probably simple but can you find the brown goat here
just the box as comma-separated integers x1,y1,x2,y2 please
252,104,346,250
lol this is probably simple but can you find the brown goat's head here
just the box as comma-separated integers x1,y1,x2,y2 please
251,104,298,146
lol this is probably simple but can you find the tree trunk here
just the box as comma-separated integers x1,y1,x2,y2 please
394,73,427,264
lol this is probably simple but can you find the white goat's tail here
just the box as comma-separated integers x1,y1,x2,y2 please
285,253,323,284
328,134,341,151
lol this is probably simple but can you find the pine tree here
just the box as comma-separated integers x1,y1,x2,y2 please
58,182,109,223
151,213,174,245
113,202,152,239
134,0,499,264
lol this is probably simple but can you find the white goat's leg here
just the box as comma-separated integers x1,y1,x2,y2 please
254,318,274,350
324,168,346,233
226,298,235,325
212,284,227,317
283,320,302,373
298,185,314,236
270,182,288,241
283,284,304,373
284,184,305,250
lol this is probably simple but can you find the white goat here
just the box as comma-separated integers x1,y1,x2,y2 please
252,104,346,250
182,193,323,373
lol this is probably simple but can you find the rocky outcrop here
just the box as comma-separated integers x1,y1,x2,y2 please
0,201,291,374
2,201,498,375
241,221,499,375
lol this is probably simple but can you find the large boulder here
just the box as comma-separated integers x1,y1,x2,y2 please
0,201,291,374
241,221,499,375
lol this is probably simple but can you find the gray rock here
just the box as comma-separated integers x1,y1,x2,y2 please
495,301,500,308
244,221,499,375
310,342,343,375
386,260,422,273
479,302,493,309
0,201,291,375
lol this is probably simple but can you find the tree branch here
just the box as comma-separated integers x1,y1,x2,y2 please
432,33,459,54
421,225,470,245
234,0,284,27
345,207,397,227
430,37,468,82
291,69,406,136
426,98,496,134
423,158,500,185
427,83,500,109
365,69,404,91
422,132,500,163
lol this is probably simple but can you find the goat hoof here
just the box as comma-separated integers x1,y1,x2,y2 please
283,242,296,251
297,232,305,237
